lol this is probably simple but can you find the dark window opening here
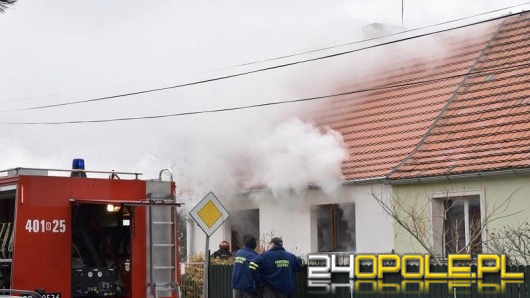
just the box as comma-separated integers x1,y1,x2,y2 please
314,203,355,252
230,209,259,253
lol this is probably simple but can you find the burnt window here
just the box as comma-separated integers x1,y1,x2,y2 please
313,203,355,252
230,209,259,252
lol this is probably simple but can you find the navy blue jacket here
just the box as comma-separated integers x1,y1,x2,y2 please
255,246,303,296
232,247,262,294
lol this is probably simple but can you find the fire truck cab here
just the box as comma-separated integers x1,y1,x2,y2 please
0,161,182,298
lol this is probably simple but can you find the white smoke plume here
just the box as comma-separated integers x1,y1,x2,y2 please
168,115,348,206
251,118,347,194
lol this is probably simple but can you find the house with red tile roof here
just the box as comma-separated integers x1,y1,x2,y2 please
190,11,530,259
386,11,530,261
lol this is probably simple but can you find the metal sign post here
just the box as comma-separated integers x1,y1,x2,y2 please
204,235,210,298
189,192,230,298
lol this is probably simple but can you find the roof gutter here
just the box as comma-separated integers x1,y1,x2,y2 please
388,168,530,185
232,168,530,194
232,176,388,195
341,176,387,185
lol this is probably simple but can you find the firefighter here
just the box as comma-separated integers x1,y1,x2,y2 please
232,237,262,298
250,237,303,298
211,240,234,259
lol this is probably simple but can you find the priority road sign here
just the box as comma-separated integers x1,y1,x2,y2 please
189,192,229,236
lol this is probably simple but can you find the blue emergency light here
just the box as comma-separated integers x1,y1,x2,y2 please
71,158,87,177
72,158,85,170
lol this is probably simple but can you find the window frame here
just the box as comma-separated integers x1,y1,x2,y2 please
429,190,485,258
312,203,356,253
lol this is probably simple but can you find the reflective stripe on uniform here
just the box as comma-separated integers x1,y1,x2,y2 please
249,261,259,271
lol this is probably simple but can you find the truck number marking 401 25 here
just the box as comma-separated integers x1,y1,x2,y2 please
25,219,66,233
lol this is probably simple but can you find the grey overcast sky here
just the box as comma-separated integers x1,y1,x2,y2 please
0,0,528,197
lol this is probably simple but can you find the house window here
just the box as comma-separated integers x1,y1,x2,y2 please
432,194,482,257
313,203,355,252
230,209,259,252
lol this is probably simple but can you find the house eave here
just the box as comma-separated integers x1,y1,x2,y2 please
388,168,530,185
341,176,387,185
232,168,530,194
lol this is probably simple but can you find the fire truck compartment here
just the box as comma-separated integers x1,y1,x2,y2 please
0,167,181,298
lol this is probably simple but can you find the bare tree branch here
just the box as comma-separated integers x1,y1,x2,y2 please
372,184,527,265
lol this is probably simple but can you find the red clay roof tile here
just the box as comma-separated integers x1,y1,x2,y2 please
389,12,530,180
314,12,530,181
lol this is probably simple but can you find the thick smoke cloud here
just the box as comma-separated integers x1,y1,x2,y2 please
251,118,347,194
165,115,348,205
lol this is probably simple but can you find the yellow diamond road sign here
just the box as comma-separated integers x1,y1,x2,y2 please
198,201,222,228
190,192,229,236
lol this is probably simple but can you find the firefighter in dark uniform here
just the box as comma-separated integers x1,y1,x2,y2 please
231,237,262,298
250,237,303,298
211,240,234,259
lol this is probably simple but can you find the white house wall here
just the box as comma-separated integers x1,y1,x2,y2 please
188,183,394,258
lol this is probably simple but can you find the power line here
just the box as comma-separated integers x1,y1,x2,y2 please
1,4,526,107
1,10,527,113
1,3,528,107
200,2,529,72
4,62,528,125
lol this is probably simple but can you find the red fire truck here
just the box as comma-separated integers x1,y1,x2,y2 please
0,160,182,298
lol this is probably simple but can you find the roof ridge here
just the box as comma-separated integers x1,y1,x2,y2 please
387,16,509,179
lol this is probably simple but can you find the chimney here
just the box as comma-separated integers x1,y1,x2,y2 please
362,23,404,39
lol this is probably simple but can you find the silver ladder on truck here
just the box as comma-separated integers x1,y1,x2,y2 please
147,169,182,298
